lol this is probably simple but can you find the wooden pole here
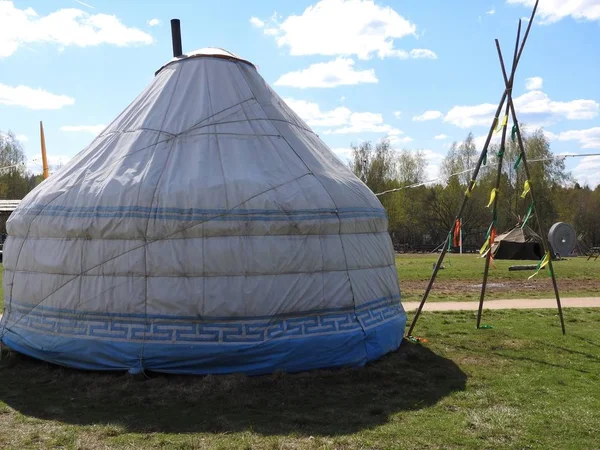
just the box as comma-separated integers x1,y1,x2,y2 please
40,121,49,179
406,0,540,337
494,43,566,335
476,20,522,329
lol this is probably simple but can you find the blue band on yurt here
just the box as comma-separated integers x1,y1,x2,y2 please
1,295,405,375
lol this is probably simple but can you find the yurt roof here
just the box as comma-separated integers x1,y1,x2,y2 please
156,47,255,75
495,225,542,243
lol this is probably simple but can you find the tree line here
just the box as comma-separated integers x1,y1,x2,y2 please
0,131,44,200
350,130,600,250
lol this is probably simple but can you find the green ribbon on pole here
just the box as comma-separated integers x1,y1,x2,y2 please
528,251,551,280
447,231,452,250
521,202,535,229
497,145,505,158
511,124,518,143
485,220,496,239
514,152,523,170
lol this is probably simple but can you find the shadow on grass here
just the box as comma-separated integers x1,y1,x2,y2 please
0,341,466,436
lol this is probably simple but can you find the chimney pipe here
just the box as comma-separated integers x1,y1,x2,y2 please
171,19,182,58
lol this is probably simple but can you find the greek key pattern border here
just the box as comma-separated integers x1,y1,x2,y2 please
4,296,404,345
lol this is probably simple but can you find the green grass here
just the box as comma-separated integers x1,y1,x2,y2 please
396,253,599,281
396,254,600,302
1,309,599,449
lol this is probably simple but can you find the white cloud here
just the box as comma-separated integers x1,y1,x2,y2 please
285,98,351,127
540,129,558,141
473,132,502,151
413,110,443,122
274,57,378,88
506,0,600,24
525,76,543,90
444,90,599,128
331,147,353,161
255,0,436,60
147,18,160,27
0,1,153,58
0,82,74,110
434,134,448,140
249,17,265,28
16,134,28,142
557,127,600,149
340,96,346,102
444,103,497,128
386,135,414,145
60,124,106,134
285,98,402,135
419,149,445,181
393,111,402,119
486,8,496,15
516,90,599,121
408,49,438,59
573,155,600,187
328,112,402,134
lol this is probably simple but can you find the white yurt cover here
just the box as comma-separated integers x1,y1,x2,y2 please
0,48,406,375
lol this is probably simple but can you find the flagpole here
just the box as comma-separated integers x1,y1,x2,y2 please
40,121,49,180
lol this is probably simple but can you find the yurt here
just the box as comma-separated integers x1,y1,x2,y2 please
491,224,544,260
0,22,406,375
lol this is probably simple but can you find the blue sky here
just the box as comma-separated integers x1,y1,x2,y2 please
1,0,599,187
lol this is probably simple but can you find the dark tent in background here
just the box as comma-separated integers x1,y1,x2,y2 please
491,225,544,260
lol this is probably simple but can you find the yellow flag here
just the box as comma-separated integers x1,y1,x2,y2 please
528,252,550,280
465,180,476,198
486,188,498,208
540,252,550,270
494,115,508,133
479,236,491,255
521,179,531,198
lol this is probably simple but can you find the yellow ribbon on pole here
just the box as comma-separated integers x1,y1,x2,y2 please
494,115,508,133
465,180,476,198
486,188,498,208
521,179,531,198
528,251,551,280
479,236,491,255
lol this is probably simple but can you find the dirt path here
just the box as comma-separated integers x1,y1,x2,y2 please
402,297,600,311
400,278,600,297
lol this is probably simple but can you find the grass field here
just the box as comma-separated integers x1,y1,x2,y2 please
1,309,599,449
395,254,600,302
